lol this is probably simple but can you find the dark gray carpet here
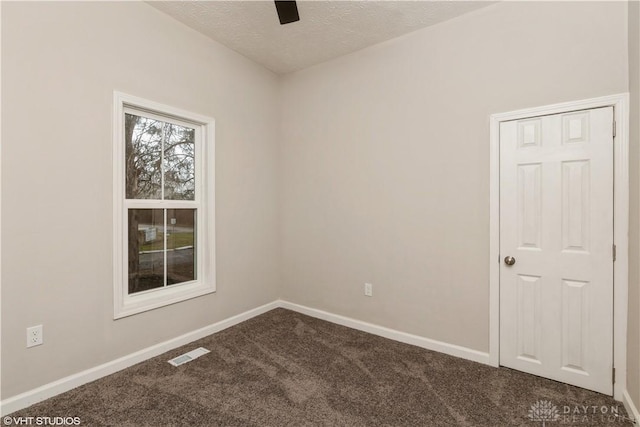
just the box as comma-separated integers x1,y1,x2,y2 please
9,308,633,426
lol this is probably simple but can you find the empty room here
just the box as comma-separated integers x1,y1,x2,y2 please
1,0,640,425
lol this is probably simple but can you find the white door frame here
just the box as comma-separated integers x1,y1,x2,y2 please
489,93,630,400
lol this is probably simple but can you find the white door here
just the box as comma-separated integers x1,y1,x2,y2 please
499,107,614,395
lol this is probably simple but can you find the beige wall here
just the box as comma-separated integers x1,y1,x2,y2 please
628,0,640,409
1,2,281,397
2,0,637,404
280,1,629,353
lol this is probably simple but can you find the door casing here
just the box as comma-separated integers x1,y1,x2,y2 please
489,93,630,400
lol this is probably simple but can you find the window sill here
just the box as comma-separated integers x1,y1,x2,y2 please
114,281,215,319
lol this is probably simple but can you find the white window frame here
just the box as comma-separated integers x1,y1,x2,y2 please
113,91,215,319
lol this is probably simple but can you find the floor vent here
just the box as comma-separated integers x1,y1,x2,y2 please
168,347,210,367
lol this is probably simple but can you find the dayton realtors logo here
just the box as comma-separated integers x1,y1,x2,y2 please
528,400,627,425
528,400,560,426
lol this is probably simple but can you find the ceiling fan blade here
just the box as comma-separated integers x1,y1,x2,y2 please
274,1,300,25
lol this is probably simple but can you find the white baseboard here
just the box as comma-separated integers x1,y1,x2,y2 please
623,390,640,424
0,299,497,416
278,300,492,365
4,297,633,418
0,301,279,416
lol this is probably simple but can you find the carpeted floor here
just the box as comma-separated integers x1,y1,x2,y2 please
8,308,633,426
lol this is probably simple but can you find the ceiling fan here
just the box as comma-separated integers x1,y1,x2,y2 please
274,1,300,25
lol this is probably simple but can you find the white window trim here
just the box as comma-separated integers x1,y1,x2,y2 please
113,91,215,319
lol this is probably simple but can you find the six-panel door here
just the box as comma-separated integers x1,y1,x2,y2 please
499,107,614,395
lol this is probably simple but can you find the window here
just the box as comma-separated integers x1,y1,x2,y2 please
113,92,215,318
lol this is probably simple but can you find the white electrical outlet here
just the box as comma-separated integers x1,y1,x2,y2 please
27,325,43,348
364,283,373,297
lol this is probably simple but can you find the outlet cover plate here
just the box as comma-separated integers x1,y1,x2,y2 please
364,283,373,297
27,325,43,348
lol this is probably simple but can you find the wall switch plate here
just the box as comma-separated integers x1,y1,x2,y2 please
364,283,373,297
27,325,43,348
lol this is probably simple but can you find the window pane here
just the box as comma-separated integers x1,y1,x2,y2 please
164,123,195,200
128,209,164,294
166,209,196,285
125,114,163,199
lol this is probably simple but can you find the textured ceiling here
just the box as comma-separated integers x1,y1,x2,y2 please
149,1,495,74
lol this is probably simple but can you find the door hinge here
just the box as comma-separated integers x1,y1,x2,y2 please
613,367,616,384
613,244,617,262
613,120,617,138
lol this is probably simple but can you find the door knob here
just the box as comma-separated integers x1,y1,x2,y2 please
504,256,516,266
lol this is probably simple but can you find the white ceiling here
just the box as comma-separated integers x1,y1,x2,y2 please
149,1,495,74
